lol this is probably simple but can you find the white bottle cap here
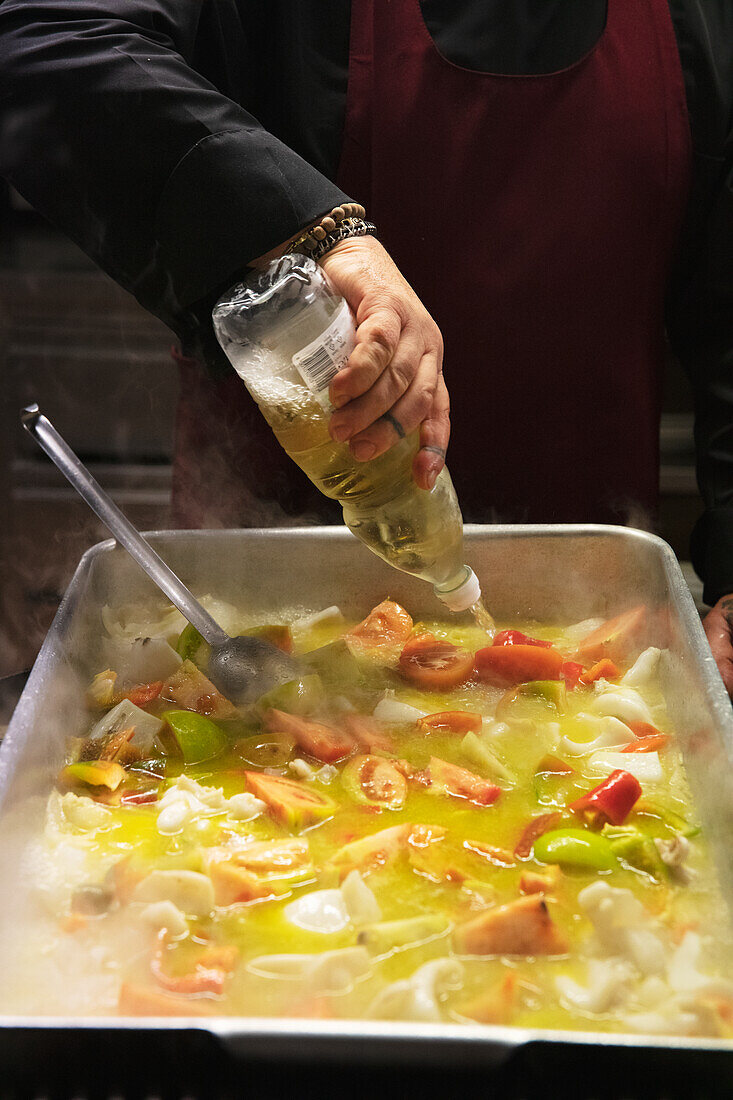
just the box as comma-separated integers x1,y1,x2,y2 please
434,566,482,613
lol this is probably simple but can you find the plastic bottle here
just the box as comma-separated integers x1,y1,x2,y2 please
212,254,483,614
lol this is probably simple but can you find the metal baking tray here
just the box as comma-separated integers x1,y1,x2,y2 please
1,525,732,1097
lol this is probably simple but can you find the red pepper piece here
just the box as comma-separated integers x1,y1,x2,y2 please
569,769,642,827
493,630,552,648
561,661,585,689
514,812,562,859
622,733,670,753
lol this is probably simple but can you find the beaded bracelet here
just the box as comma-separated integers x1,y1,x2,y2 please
287,203,377,262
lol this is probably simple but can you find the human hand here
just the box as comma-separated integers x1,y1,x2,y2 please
702,594,733,696
320,236,449,490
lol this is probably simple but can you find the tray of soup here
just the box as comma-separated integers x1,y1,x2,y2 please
1,525,732,1094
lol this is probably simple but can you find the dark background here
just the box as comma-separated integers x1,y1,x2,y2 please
0,181,705,680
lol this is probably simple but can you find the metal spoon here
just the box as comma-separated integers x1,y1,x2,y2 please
21,404,300,704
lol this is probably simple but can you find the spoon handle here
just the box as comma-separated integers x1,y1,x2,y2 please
21,404,229,647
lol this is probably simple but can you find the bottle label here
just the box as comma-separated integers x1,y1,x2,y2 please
292,299,355,408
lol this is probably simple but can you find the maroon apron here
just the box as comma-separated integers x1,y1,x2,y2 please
173,0,690,528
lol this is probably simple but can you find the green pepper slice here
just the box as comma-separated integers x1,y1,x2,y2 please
162,710,228,764
533,828,618,871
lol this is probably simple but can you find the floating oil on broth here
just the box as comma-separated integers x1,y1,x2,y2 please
1,597,731,1035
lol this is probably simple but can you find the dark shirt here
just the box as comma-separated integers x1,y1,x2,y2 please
0,1,732,601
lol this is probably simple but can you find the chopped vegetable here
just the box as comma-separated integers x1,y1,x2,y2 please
256,674,324,715
346,600,413,648
579,659,620,685
331,825,411,875
342,714,394,754
428,757,501,806
235,731,294,767
59,760,126,792
243,771,337,829
175,623,206,663
341,755,407,810
358,914,451,955
244,624,293,653
460,732,515,784
474,644,564,686
399,634,474,690
453,895,568,955
124,681,163,708
622,734,670,754
588,751,663,783
514,812,562,859
492,630,552,648
417,710,483,734
88,699,163,754
603,828,665,880
162,710,228,764
372,692,428,725
161,660,237,720
86,669,118,708
533,828,619,872
574,605,647,665
569,769,642,827
561,661,585,689
264,708,353,763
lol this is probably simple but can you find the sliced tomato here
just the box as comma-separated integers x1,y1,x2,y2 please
429,756,501,806
514,812,562,859
474,644,563,686
579,659,620,685
417,710,483,734
244,771,337,829
264,708,354,763
124,681,163,708
346,600,413,648
342,714,394,754
492,630,552,648
399,634,474,690
574,605,647,665
341,755,407,810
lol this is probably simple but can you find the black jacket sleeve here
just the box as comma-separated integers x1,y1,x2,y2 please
667,0,733,605
0,0,348,349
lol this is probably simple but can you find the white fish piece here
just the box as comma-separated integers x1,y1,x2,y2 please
138,900,188,938
367,958,464,1022
587,751,663,783
578,881,666,974
132,870,214,918
246,946,371,994
156,800,191,836
621,647,661,687
341,870,381,925
284,889,350,934
225,793,266,820
588,688,653,726
373,692,428,724
654,835,692,884
58,792,113,832
560,715,635,756
667,931,733,997
289,758,316,781
556,958,634,1014
88,699,163,753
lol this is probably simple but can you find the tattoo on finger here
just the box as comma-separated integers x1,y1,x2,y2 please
380,412,406,439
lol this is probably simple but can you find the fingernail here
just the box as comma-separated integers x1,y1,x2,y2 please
352,441,376,461
331,423,350,442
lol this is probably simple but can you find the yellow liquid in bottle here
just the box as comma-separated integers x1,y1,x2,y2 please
263,396,465,588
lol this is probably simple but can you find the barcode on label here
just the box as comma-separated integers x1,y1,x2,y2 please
296,345,340,393
292,300,356,406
